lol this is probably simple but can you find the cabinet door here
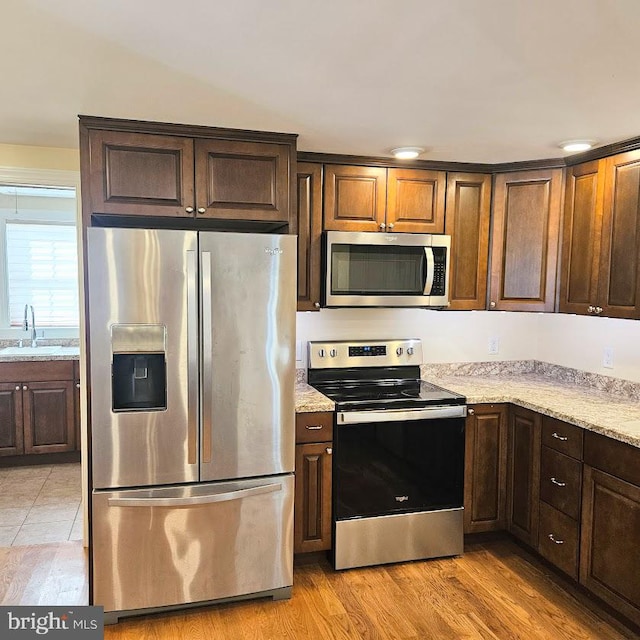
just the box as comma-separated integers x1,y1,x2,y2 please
580,465,640,626
86,130,195,218
297,163,323,311
445,173,492,310
323,165,387,232
386,168,445,233
194,139,292,224
0,383,23,456
598,150,640,319
23,381,75,454
489,169,563,311
294,442,333,553
464,404,508,534
507,406,541,546
559,161,605,315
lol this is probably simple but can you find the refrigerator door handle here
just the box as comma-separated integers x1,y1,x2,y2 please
186,250,198,465
201,250,213,464
107,482,283,508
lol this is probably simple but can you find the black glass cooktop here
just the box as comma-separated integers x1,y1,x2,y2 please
308,366,465,411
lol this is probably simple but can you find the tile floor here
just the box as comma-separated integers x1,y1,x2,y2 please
0,463,82,546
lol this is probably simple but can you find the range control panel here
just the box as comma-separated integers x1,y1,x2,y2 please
308,339,423,369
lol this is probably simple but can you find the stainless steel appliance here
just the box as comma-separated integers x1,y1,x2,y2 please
323,231,451,307
307,339,466,570
86,228,296,622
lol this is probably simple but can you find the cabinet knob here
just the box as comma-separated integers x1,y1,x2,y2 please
490,301,496,309
587,305,595,313
548,533,564,545
197,207,206,214
185,206,194,214
314,302,320,309
22,385,27,391
468,408,475,415
325,447,332,455
379,223,386,230
76,383,81,389
388,223,394,230
595,306,603,314
15,385,20,391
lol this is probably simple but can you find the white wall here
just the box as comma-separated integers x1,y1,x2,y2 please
296,309,540,367
537,313,640,382
296,309,640,383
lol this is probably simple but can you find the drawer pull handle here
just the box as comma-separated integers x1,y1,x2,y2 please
552,432,568,441
550,477,566,487
548,533,564,545
305,425,323,430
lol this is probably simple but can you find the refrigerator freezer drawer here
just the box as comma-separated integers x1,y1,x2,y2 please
92,475,294,614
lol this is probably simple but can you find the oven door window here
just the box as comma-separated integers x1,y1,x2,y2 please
331,244,426,295
334,417,464,520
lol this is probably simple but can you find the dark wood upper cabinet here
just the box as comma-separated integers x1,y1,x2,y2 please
489,169,563,312
445,172,492,310
598,150,640,319
323,165,387,232
194,139,291,223
559,161,605,315
386,168,446,233
80,117,297,228
296,163,323,311
323,164,446,233
86,130,195,218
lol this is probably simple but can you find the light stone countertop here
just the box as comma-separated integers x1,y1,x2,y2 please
295,365,640,449
0,346,80,362
423,372,640,449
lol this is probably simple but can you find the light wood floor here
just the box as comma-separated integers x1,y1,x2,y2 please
0,538,635,639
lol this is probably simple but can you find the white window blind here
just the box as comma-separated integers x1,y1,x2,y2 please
6,222,79,327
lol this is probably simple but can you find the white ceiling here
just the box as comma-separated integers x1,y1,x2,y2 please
4,0,640,163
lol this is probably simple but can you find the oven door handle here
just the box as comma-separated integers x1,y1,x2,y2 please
337,405,467,424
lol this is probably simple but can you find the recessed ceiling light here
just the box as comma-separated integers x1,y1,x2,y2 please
559,140,595,153
391,146,424,160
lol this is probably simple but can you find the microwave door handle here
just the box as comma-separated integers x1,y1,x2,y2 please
423,247,435,295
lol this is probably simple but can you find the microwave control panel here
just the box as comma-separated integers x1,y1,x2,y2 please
431,247,447,296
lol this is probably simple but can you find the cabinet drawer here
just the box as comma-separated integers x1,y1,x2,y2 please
295,412,333,444
584,431,640,487
540,446,582,520
0,360,75,383
541,416,583,459
538,501,579,579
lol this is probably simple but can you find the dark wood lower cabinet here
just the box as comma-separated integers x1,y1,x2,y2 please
580,465,640,626
294,411,333,554
0,361,78,459
464,403,508,533
23,381,75,454
0,383,24,456
507,406,541,546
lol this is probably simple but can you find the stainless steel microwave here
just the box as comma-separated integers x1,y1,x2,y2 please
322,231,451,308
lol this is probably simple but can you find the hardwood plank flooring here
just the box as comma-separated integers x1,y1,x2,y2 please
0,538,635,639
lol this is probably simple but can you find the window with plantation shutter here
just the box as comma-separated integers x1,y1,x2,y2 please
6,222,79,327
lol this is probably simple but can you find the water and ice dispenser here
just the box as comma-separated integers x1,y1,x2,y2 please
111,324,167,412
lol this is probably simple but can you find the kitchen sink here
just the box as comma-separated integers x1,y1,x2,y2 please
0,346,62,355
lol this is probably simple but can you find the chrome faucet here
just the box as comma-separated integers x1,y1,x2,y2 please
22,304,38,347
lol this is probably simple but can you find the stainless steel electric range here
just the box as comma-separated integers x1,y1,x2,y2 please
307,339,466,570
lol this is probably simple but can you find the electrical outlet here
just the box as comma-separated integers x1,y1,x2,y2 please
603,346,614,369
488,336,500,355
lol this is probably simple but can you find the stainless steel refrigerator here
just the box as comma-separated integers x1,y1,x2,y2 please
86,228,296,622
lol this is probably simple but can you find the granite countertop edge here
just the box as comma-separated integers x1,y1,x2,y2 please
0,348,80,362
295,374,640,449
